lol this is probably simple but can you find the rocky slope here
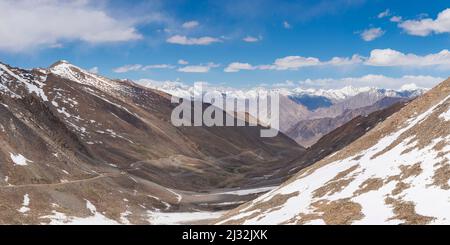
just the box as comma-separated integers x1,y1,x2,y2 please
252,100,409,186
0,60,304,224
217,77,450,225
287,97,409,147
285,90,422,147
287,88,423,146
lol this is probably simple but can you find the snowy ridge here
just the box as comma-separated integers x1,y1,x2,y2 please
0,63,48,101
292,86,374,100
50,61,131,97
141,79,426,102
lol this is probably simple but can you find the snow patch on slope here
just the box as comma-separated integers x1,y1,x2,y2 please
0,63,48,101
10,153,32,166
439,108,450,121
18,194,30,214
41,200,120,225
147,211,224,225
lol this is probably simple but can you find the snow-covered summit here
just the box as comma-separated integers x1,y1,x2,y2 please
49,60,129,96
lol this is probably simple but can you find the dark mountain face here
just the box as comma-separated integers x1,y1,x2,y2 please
0,61,304,224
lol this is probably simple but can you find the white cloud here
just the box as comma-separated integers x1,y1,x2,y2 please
283,21,292,29
88,67,99,74
260,55,362,71
366,49,450,67
224,62,256,72
0,0,143,52
274,55,364,69
113,64,143,73
138,78,187,90
326,55,365,66
178,63,219,73
178,66,209,73
272,80,296,88
142,64,175,70
378,9,391,18
178,59,189,65
399,8,450,36
113,64,174,73
360,27,385,41
166,35,221,45
390,16,402,23
225,54,363,72
243,36,261,42
263,56,321,70
224,48,450,73
49,43,64,49
182,20,199,29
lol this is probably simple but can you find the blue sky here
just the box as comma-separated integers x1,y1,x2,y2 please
0,0,449,89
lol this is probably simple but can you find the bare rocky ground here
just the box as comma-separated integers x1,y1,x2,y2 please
286,97,409,147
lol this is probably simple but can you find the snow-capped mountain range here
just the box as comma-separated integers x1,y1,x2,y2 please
141,79,426,147
140,79,426,103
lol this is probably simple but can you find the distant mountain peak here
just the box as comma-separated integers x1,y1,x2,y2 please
49,60,72,68
144,82,427,103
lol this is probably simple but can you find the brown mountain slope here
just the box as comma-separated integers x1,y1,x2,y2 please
257,99,409,185
0,61,304,224
287,97,409,147
216,77,450,225
278,95,311,132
